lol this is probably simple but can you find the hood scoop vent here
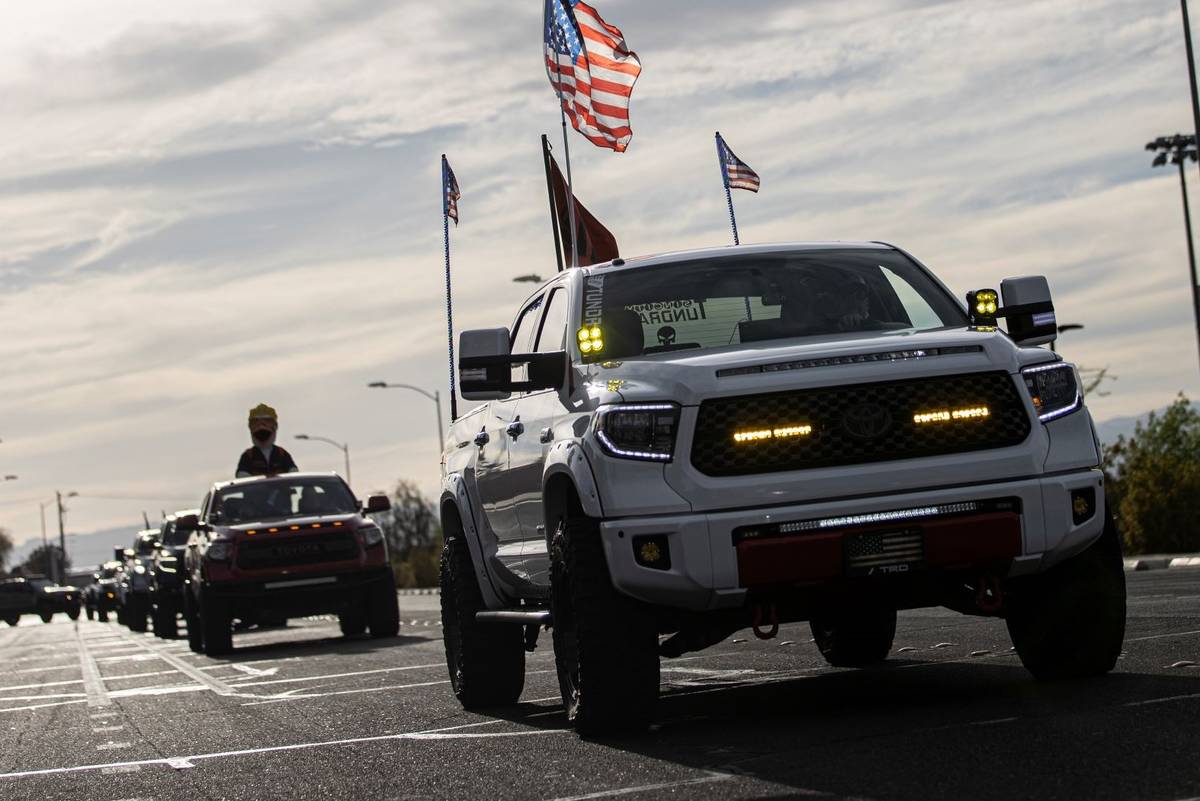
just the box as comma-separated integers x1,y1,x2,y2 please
716,345,983,378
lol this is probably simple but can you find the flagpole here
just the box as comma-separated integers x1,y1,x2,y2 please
716,132,741,246
541,134,565,272
441,156,458,422
560,106,579,268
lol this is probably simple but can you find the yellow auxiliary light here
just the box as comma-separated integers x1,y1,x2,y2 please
733,423,813,444
577,325,605,355
968,289,1000,325
638,541,662,564
913,406,991,425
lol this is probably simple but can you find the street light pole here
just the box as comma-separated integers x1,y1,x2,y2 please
295,435,352,486
56,491,66,584
39,501,51,578
1146,134,1200,371
366,382,446,454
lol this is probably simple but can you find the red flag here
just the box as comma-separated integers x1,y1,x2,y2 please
548,155,619,266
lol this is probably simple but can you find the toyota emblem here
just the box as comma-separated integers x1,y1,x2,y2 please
842,402,892,440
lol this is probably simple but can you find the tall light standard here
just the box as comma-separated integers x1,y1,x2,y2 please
367,382,445,454
295,434,351,485
1147,134,1200,371
55,491,78,583
1049,323,1084,354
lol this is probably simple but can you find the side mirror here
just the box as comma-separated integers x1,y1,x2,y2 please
459,327,567,399
1000,276,1056,346
113,547,124,561
363,494,391,515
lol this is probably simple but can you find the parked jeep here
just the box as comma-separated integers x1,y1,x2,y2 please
148,510,199,638
438,242,1124,736
116,530,160,632
0,577,82,625
83,562,122,622
183,472,400,655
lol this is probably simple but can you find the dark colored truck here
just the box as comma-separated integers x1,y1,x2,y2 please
183,472,400,655
149,510,199,638
83,562,122,621
0,578,82,625
116,530,159,632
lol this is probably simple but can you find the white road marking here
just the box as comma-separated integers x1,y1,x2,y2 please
543,771,736,801
1125,629,1200,643
1123,692,1200,707
237,678,453,705
228,663,446,688
166,758,194,769
229,664,279,678
76,627,112,707
116,634,242,697
93,726,124,733
95,742,132,751
0,679,84,692
0,720,562,780
100,766,142,775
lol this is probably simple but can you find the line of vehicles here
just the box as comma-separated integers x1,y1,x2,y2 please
82,473,401,656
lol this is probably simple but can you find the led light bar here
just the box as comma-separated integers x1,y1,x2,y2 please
733,424,813,444
912,405,990,425
778,501,980,534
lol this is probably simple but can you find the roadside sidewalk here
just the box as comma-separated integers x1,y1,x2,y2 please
1124,553,1200,571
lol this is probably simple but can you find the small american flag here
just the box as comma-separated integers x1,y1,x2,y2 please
544,0,642,153
716,132,761,193
441,155,461,225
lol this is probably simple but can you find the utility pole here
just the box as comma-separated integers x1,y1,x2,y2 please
39,501,50,578
56,491,66,584
1146,134,1200,372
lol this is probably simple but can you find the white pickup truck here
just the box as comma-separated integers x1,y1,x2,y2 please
438,242,1125,736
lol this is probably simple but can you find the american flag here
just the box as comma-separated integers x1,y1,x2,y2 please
442,155,461,225
544,0,642,153
716,132,761,193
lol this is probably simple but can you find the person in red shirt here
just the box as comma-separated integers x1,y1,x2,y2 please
236,404,299,477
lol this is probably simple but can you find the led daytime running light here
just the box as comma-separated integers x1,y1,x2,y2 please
733,424,813,444
913,406,990,425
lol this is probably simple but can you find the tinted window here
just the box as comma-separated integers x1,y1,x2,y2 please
510,295,544,354
211,477,358,524
535,287,568,353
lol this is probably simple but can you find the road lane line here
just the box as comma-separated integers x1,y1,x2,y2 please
542,771,737,801
0,720,563,780
116,632,242,697
0,679,85,692
1124,629,1200,643
1123,692,1200,707
76,626,112,707
227,663,447,688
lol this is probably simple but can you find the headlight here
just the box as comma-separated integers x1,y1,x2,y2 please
595,403,681,462
206,541,233,562
360,524,384,548
133,565,146,575
1021,362,1081,422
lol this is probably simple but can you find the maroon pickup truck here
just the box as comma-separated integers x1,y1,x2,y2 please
183,472,400,655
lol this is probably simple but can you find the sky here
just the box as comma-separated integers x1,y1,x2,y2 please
1,0,1199,550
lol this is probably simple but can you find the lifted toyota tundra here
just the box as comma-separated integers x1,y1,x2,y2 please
183,472,400,655
437,242,1125,736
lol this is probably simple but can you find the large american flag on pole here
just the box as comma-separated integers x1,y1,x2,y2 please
442,155,461,225
716,132,761,193
544,0,642,153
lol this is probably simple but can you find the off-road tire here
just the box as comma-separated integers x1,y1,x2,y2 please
67,604,81,621
200,591,233,656
367,573,401,638
39,609,53,624
1006,509,1126,680
127,597,149,633
86,606,95,621
339,606,368,637
810,607,897,668
3,614,19,626
153,604,178,639
98,608,109,623
549,508,660,737
183,591,203,653
440,532,525,708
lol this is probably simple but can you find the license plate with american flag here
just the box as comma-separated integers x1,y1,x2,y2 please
844,528,925,576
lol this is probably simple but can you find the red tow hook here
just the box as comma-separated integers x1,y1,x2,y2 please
976,576,1004,614
752,603,779,640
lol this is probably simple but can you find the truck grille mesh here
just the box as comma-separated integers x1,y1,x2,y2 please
690,371,1031,477
236,533,359,570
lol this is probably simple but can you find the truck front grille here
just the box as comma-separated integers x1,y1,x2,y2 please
236,533,359,570
690,371,1031,477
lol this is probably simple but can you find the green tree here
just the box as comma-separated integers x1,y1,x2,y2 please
0,527,13,574
17,544,68,578
1103,394,1200,554
374,480,443,588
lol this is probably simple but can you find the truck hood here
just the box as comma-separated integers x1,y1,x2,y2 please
588,327,1054,406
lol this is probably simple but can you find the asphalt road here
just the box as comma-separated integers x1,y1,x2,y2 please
1,569,1198,801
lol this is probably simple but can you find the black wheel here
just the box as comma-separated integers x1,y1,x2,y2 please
1006,509,1126,680
85,606,95,621
153,605,178,639
339,606,368,637
3,615,18,627
67,605,81,621
549,504,660,737
367,573,401,638
39,610,53,624
199,591,233,656
98,608,109,623
440,516,525,708
183,591,203,653
810,607,897,668
127,597,149,633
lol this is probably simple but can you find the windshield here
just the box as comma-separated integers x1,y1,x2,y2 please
578,250,967,362
211,477,357,525
161,520,195,546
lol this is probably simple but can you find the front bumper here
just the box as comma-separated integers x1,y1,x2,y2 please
599,468,1105,611
204,567,392,617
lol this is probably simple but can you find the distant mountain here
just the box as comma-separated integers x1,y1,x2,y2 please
10,524,141,573
1094,401,1200,448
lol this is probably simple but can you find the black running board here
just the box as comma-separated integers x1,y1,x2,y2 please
474,609,551,625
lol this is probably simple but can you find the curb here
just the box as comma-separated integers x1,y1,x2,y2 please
1124,555,1200,572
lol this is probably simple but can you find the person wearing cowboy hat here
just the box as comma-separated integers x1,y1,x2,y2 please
236,403,299,477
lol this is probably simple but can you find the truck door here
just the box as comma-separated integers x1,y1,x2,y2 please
473,293,544,576
511,284,570,587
